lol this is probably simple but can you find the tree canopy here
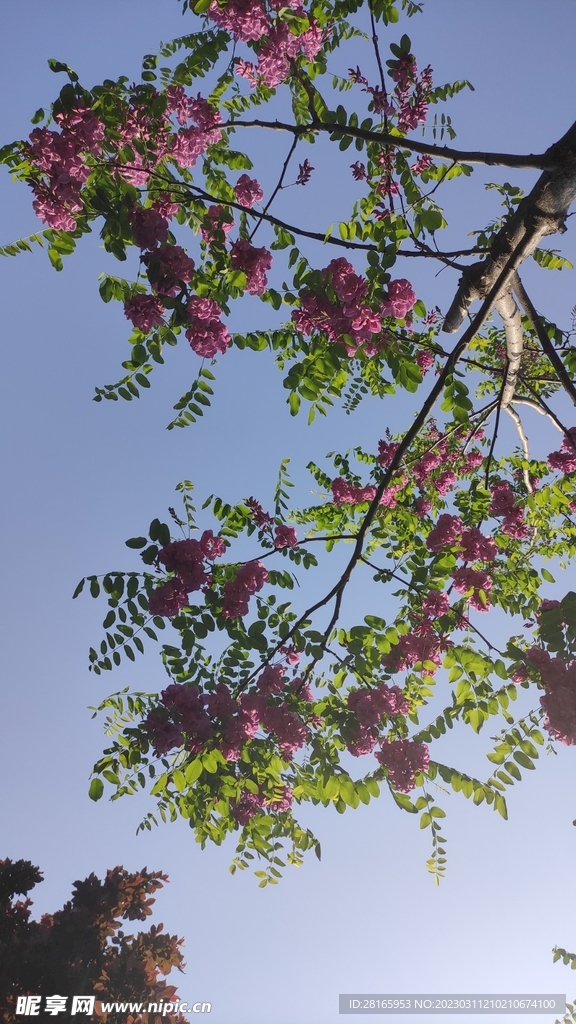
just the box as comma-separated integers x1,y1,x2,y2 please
3,0,576,889
0,858,186,1023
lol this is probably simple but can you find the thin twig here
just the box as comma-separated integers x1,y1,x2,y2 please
484,363,508,489
250,136,298,243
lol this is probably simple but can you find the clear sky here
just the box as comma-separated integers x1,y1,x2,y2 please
1,3,576,1023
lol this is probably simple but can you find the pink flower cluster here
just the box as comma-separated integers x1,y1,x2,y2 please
226,3,324,90
230,239,273,295
382,279,417,319
331,478,376,505
375,738,430,792
421,589,450,618
27,104,104,230
222,561,268,618
547,428,576,474
234,174,264,208
257,20,324,88
346,683,409,758
124,293,165,334
458,526,497,562
167,89,223,169
348,682,409,726
411,155,433,176
409,424,484,498
426,514,463,552
130,206,169,249
257,664,286,695
148,532,226,618
381,624,444,673
246,497,274,528
489,481,528,538
527,647,576,745
146,673,310,765
451,567,492,612
185,296,231,358
274,524,299,549
427,517,496,563
113,95,171,186
377,439,400,468
389,56,433,133
260,700,309,757
292,258,385,357
416,350,434,374
201,205,234,245
208,0,270,42
232,784,293,825
142,245,195,296
146,681,251,760
413,449,444,487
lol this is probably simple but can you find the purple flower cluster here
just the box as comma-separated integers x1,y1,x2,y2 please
375,738,430,792
222,561,269,619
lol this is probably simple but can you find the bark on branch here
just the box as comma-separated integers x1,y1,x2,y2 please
219,118,554,169
443,119,576,334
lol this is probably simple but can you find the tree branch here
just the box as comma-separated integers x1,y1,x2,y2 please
510,396,563,432
512,272,576,407
154,176,485,259
443,118,576,333
218,118,555,169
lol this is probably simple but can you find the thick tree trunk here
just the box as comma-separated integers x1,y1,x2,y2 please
443,119,576,333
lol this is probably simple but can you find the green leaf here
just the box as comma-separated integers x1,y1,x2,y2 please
185,759,203,785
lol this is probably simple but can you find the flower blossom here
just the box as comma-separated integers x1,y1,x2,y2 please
347,682,409,728
147,576,189,618
185,296,231,358
232,789,267,825
382,625,444,673
257,665,286,695
130,207,169,250
547,428,576,474
208,0,270,42
451,567,492,612
426,514,463,553
123,294,165,334
201,205,234,245
230,239,273,295
331,478,376,505
377,440,400,468
421,590,450,618
527,647,576,745
274,524,298,549
490,480,528,538
260,702,308,758
381,279,417,319
222,561,268,619
458,527,497,562
375,738,430,792
292,258,384,357
142,245,195,296
170,95,222,169
234,174,264,208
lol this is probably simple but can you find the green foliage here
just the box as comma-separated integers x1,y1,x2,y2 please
6,0,576,886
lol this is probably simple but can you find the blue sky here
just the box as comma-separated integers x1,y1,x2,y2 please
1,3,576,1023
